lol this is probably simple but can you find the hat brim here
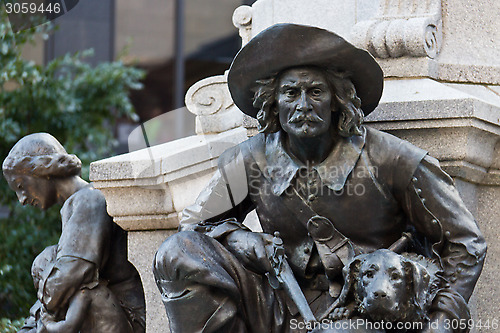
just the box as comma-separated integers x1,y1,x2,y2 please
227,24,384,118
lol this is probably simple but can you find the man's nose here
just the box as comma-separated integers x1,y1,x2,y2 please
296,91,312,112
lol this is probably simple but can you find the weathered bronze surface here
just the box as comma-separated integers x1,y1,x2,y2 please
154,24,486,332
3,133,146,333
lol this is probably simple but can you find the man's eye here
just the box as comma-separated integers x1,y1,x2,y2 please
310,88,322,96
364,271,374,278
391,272,402,280
285,89,297,97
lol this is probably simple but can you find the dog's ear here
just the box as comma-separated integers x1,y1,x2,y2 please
403,258,432,320
338,255,365,305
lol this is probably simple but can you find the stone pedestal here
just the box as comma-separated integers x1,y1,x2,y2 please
90,127,248,331
89,1,500,332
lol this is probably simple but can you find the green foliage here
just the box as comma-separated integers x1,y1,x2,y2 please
0,317,24,333
0,11,144,321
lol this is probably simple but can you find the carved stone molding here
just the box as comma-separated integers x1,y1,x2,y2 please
352,0,442,59
365,79,500,186
185,72,243,135
232,5,253,46
90,127,249,332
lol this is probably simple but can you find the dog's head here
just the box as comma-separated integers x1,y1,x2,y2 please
338,249,439,323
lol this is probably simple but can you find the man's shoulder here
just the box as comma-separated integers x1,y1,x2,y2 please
364,126,427,161
218,133,265,165
364,126,428,193
364,126,406,148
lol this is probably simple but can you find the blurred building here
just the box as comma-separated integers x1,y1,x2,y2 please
21,0,256,151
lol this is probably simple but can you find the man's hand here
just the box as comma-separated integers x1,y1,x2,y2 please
421,312,454,333
224,229,275,274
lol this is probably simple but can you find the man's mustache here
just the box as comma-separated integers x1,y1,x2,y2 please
288,111,324,124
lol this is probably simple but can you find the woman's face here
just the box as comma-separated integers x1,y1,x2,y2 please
5,173,58,210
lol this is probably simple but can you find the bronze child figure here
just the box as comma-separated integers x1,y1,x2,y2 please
30,245,134,333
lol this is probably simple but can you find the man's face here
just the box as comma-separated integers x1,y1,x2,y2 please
276,67,333,138
5,173,57,210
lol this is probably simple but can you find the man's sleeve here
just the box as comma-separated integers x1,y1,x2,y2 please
180,145,255,239
400,155,487,322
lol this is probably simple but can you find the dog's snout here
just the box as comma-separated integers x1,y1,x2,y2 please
373,290,387,299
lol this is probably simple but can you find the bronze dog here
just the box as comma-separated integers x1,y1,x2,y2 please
336,249,440,324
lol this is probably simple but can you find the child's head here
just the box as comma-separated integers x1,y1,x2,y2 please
31,245,57,292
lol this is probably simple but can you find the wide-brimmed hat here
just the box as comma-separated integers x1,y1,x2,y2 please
227,23,384,118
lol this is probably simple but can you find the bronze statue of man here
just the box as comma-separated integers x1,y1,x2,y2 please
154,24,486,333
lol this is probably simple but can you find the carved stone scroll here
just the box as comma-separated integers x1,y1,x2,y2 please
351,0,442,59
185,72,243,135
232,5,253,47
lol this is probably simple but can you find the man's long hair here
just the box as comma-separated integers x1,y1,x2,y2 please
252,68,364,137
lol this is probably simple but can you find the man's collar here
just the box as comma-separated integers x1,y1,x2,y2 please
263,127,366,195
